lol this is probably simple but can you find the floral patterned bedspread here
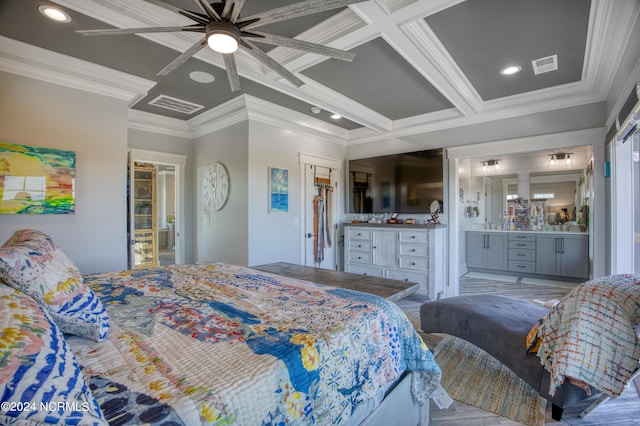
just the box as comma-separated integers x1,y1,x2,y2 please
68,263,441,425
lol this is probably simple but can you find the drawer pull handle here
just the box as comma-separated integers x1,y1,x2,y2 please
411,249,416,252
357,244,362,247
410,262,416,266
411,235,416,239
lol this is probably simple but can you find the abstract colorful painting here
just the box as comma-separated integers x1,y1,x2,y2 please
269,167,288,213
0,143,76,214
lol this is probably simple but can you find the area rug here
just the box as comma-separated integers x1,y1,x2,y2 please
433,335,547,426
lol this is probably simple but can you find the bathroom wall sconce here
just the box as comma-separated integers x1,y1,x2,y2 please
549,152,572,166
481,159,500,172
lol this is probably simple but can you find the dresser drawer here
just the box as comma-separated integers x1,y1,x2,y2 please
346,263,383,277
509,233,535,242
399,243,428,257
399,256,428,271
509,249,536,261
509,260,535,273
508,240,535,250
386,269,426,286
348,252,372,264
399,231,428,244
348,240,372,251
347,228,372,240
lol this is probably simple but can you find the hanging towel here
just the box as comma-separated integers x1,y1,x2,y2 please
315,195,325,264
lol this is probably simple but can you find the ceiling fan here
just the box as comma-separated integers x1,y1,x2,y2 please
77,0,366,92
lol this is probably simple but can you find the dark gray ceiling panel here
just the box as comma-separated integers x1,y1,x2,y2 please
302,37,453,119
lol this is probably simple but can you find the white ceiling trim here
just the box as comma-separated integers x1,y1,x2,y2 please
128,109,191,138
187,96,249,139
446,127,606,160
0,35,155,103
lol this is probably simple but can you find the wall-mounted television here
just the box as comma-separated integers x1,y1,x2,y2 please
347,148,444,214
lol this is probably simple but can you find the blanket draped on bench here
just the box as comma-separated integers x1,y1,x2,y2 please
534,274,640,397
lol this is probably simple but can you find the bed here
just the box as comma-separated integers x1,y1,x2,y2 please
0,229,441,425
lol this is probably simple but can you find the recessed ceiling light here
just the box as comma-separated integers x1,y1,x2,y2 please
330,113,341,120
500,65,521,76
38,5,71,23
189,71,215,84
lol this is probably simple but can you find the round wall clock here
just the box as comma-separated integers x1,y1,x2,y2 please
203,162,229,211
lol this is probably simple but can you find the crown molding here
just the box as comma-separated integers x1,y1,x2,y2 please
0,36,155,103
128,109,191,139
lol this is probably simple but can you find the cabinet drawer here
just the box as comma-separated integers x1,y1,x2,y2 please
509,233,535,242
399,243,428,257
508,240,535,250
346,263,383,277
509,249,536,261
399,231,428,244
509,260,536,273
348,240,372,251
347,228,371,240
399,256,428,271
348,252,372,264
385,269,426,286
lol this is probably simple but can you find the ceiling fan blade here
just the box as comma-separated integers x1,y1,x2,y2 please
248,31,355,62
237,0,366,30
157,37,207,76
193,0,221,21
223,0,246,23
223,53,241,92
144,0,208,24
241,40,304,88
77,26,194,36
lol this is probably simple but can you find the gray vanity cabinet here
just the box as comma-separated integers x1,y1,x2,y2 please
467,232,508,271
536,234,589,279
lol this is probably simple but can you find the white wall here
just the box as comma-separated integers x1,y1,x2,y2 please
0,71,129,274
194,122,249,265
247,121,346,267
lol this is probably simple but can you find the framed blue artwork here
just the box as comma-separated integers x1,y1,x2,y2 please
269,167,288,213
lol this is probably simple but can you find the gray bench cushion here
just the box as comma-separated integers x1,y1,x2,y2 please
420,295,548,390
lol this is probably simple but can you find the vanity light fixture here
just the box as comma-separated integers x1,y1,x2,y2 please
481,159,500,172
549,152,573,166
38,5,71,23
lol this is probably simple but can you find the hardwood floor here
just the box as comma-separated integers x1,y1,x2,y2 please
396,272,640,426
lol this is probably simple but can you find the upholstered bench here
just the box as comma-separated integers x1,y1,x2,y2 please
420,294,600,420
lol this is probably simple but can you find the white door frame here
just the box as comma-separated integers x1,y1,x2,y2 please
129,149,187,265
298,153,342,267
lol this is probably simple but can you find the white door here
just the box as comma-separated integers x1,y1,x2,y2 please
301,157,341,269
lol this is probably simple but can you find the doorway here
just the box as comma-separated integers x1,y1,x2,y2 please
299,154,341,270
128,149,186,269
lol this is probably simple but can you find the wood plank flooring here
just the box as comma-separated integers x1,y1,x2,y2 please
396,272,640,426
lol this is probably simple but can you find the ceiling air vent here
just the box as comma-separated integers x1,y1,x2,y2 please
532,54,558,75
148,94,204,115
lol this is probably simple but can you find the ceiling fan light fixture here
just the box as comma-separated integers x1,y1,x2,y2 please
38,5,71,23
207,22,240,54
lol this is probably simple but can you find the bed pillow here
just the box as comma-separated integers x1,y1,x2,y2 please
0,229,109,341
0,285,108,425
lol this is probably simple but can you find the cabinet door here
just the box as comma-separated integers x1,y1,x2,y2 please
561,235,589,279
536,235,560,276
467,232,487,268
372,230,398,267
486,234,508,270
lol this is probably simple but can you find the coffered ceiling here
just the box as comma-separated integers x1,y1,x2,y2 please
0,0,638,144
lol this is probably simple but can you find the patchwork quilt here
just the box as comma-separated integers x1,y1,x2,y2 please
68,263,441,425
535,274,640,397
